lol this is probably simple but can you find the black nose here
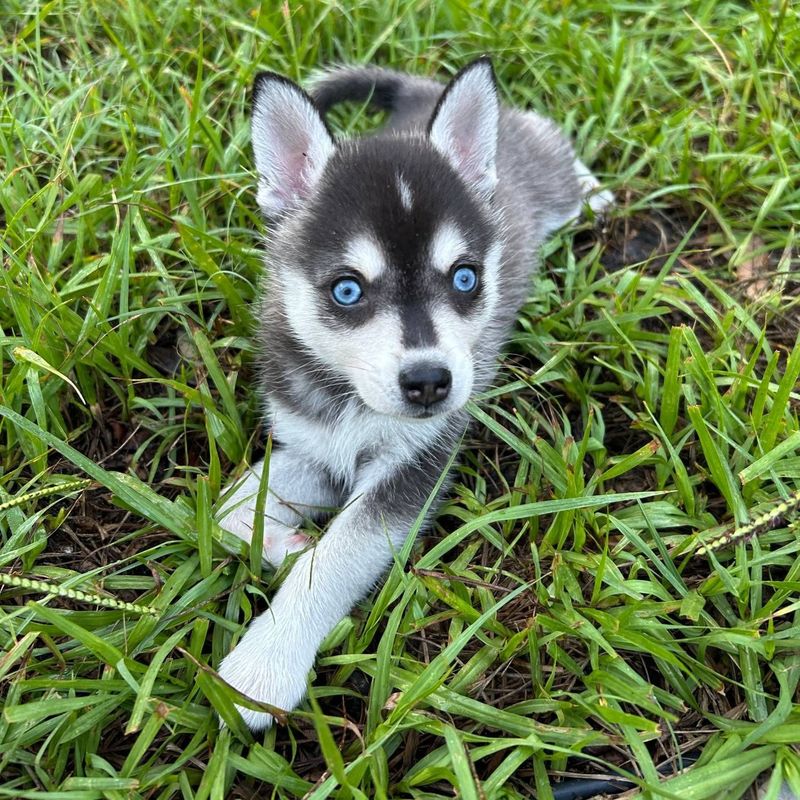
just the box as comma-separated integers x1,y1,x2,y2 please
399,364,452,407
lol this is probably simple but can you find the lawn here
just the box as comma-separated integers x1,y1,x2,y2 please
1,1,799,798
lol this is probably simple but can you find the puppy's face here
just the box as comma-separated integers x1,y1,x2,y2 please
252,61,501,420
278,139,502,419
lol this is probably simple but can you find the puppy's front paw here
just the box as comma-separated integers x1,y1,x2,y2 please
218,616,311,731
263,529,311,568
220,506,310,568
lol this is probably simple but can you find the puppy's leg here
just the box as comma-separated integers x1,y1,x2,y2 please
218,451,448,730
218,449,337,568
573,157,615,215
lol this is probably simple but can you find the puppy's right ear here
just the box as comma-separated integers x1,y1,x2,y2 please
251,72,335,218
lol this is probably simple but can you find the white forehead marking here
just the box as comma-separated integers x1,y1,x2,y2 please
430,222,468,273
397,174,413,211
344,234,386,282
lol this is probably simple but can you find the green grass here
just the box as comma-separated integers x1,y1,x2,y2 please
1,0,799,797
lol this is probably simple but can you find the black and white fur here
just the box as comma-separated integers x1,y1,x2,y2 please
217,58,613,730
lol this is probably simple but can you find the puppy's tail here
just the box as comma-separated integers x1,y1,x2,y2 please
310,66,404,115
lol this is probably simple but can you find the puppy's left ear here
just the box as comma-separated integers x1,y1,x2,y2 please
428,58,499,198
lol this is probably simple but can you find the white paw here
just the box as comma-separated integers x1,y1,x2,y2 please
264,529,311,567
584,184,615,215
218,614,312,730
219,503,311,568
573,157,615,215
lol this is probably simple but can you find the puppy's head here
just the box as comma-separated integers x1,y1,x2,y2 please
251,59,503,420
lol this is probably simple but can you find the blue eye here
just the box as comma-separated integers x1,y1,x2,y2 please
331,277,363,306
452,265,478,293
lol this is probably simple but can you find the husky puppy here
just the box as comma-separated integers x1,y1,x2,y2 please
217,58,612,730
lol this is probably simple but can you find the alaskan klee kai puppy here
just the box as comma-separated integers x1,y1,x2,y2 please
217,57,612,729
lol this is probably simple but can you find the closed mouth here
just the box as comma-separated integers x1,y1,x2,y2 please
400,403,450,420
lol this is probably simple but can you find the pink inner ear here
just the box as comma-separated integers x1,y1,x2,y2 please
275,119,314,202
450,121,493,189
280,151,313,206
454,136,481,180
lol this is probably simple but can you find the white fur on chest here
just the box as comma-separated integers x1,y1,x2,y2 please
269,399,448,485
